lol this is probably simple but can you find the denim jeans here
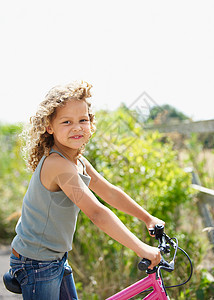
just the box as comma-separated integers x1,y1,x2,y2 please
10,252,78,300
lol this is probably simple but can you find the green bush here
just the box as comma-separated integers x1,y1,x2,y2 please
0,123,31,242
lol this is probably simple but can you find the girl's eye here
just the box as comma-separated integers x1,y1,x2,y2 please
62,119,89,124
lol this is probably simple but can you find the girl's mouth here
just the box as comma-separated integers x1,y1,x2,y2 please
70,135,83,139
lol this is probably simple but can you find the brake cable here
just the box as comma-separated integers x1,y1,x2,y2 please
165,244,193,289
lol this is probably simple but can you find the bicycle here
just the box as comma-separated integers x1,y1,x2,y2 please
106,224,193,300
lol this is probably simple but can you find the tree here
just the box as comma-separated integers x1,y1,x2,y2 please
147,104,190,124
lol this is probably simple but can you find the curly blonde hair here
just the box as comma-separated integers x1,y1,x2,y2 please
22,81,96,172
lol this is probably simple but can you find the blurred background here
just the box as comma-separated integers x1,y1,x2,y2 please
0,0,214,123
0,1,214,299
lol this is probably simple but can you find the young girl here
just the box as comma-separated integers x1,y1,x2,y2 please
10,81,164,300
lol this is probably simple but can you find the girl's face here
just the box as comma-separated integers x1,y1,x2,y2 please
47,99,91,151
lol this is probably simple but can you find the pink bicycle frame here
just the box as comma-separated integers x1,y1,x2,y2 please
106,272,169,300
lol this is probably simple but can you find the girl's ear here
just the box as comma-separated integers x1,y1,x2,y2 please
46,125,54,134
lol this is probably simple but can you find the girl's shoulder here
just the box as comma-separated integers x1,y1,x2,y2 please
40,153,78,192
79,155,99,179
79,155,91,168
46,152,77,172
79,155,95,174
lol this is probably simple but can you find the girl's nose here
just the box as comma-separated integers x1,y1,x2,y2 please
72,123,82,131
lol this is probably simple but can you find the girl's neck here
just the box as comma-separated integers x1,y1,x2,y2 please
52,144,78,164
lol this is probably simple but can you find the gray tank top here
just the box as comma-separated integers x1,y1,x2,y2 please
12,150,91,260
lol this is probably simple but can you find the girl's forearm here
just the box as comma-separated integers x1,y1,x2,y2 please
90,205,147,257
106,186,152,223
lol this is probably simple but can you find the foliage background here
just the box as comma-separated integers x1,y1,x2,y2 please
0,106,213,299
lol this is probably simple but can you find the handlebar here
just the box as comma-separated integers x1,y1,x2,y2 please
138,224,193,291
138,256,174,272
138,224,176,272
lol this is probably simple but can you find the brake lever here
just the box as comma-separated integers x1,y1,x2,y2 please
159,256,174,272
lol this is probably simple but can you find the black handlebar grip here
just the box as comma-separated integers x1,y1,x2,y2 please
138,258,151,271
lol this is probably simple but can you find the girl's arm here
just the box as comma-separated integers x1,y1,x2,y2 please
82,156,165,232
51,156,161,269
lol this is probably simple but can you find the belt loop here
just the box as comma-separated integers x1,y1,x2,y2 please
21,255,27,262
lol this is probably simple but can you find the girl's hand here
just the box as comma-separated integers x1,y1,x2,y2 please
145,216,165,237
139,244,161,269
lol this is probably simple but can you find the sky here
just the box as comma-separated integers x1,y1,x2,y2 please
0,0,213,124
